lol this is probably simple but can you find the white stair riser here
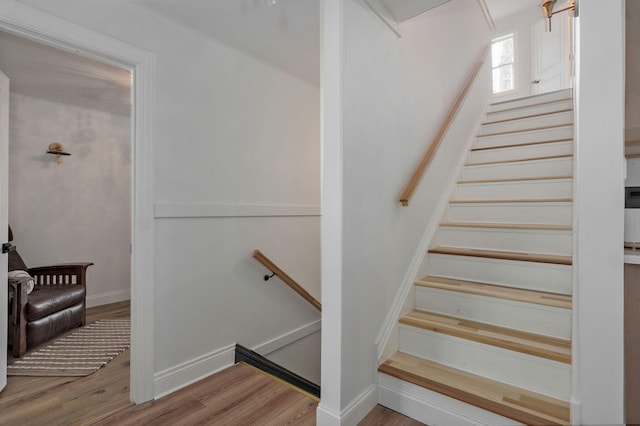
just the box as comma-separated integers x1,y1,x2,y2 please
415,286,571,339
468,141,573,164
461,157,573,181
455,179,573,201
485,99,573,123
447,202,573,225
378,373,527,426
435,227,573,256
479,111,573,136
487,89,572,114
398,326,571,401
427,253,572,294
475,125,573,150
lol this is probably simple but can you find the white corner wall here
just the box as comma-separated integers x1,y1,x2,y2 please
14,0,321,399
573,0,625,424
8,93,131,307
319,0,492,423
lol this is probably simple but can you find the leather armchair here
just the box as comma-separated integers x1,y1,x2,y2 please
7,226,93,358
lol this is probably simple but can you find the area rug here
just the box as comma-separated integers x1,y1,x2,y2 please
7,318,130,377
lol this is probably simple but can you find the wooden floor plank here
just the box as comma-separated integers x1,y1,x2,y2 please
0,301,132,426
1,300,417,425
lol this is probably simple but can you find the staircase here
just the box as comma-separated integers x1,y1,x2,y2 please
379,89,574,425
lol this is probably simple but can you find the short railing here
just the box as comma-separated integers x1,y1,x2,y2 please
252,249,321,311
398,45,490,206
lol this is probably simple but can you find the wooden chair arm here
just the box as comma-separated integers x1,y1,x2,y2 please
28,262,93,286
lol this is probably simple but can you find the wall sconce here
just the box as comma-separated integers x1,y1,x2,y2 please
46,142,71,164
541,0,576,32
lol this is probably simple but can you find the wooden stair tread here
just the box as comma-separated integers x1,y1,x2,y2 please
379,352,570,425
471,138,573,152
482,108,573,126
400,310,571,363
489,90,572,110
428,246,573,265
449,198,572,204
415,275,572,309
478,123,573,138
465,153,572,167
439,222,572,231
458,175,573,184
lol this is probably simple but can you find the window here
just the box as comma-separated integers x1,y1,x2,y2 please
492,34,515,94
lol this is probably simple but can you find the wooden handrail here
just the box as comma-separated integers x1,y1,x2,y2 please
398,45,490,206
252,249,321,311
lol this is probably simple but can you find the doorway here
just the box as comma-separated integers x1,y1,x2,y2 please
0,2,156,405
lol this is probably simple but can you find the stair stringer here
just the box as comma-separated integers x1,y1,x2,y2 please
374,59,493,365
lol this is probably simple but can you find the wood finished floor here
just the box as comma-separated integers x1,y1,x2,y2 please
0,301,421,425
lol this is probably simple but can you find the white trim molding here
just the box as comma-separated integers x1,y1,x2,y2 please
154,320,321,399
86,289,131,308
316,384,378,426
0,0,156,404
252,319,321,356
154,344,236,399
154,203,321,218
361,0,402,37
476,0,496,32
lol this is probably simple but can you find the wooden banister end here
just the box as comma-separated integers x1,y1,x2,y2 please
400,199,409,207
252,249,261,258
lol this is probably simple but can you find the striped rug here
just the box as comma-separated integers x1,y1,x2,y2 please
7,319,130,377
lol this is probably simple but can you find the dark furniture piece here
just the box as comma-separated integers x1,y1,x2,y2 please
7,226,93,357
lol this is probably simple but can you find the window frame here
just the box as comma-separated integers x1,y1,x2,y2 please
491,32,517,96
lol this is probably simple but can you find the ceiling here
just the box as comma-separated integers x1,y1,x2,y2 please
0,31,131,117
484,0,541,22
0,0,538,117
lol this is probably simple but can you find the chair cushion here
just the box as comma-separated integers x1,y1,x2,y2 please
26,285,86,322
27,303,84,348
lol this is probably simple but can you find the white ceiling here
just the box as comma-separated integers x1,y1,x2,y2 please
0,31,131,117
483,0,542,23
0,0,539,117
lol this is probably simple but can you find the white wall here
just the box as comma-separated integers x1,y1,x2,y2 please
319,0,491,422
573,0,625,423
14,0,321,394
8,93,131,306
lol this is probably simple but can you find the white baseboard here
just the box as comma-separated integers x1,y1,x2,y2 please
86,289,130,308
341,384,378,425
153,321,321,399
252,319,321,355
378,373,524,426
316,403,342,425
316,384,378,426
154,344,236,399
